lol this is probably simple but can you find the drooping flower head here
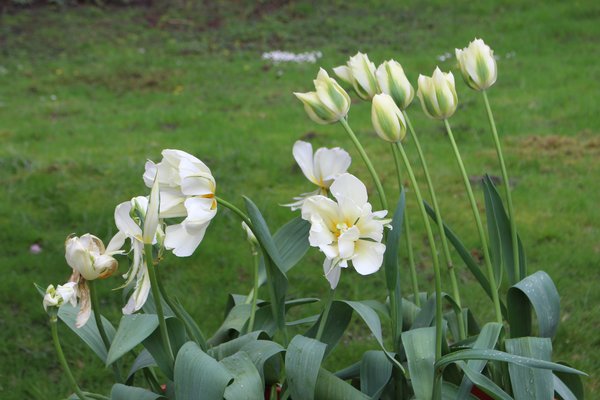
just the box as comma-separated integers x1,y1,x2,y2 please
285,140,352,210
417,67,458,120
143,149,217,257
455,38,497,91
334,52,380,100
301,173,389,289
294,68,351,124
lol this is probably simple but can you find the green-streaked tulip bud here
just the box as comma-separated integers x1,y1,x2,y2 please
455,38,497,90
417,67,458,120
371,94,407,143
294,68,351,124
333,52,379,100
376,60,414,110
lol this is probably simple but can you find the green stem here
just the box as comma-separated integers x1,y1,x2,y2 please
339,117,388,210
393,142,444,360
144,244,174,363
248,250,260,332
88,281,123,382
390,143,420,307
404,112,466,340
157,278,207,350
482,90,520,282
49,314,89,400
316,288,335,341
215,196,253,227
443,119,503,324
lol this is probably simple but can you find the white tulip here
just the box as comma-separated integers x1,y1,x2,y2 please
455,38,497,90
376,60,414,110
294,68,351,124
43,282,77,311
417,67,458,119
301,173,389,289
285,140,352,211
334,52,379,100
65,234,120,281
371,94,407,143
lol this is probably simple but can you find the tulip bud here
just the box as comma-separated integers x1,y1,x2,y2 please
376,60,414,110
65,234,118,280
371,94,407,143
43,282,77,311
333,52,379,100
294,68,351,124
417,67,458,120
455,38,497,90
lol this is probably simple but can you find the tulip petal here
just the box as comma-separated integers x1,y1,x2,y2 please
122,265,151,315
313,146,352,186
143,178,160,244
115,201,142,240
164,222,208,257
352,240,385,276
338,226,360,259
323,258,342,289
292,140,318,185
76,281,92,328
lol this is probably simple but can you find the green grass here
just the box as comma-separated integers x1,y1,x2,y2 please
1,0,599,398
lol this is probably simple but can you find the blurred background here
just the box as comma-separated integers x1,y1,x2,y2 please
1,0,599,398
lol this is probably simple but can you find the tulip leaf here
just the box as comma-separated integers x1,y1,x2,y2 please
402,327,436,400
174,341,233,400
285,335,327,400
207,304,252,346
359,350,393,398
106,314,158,366
507,271,560,338
457,322,504,398
314,368,370,400
458,361,513,400
240,339,285,385
441,382,478,399
221,351,264,400
208,331,267,361
126,349,157,382
304,301,352,357
505,337,553,400
143,317,187,380
110,383,165,400
274,216,311,272
384,191,406,349
335,361,361,380
58,304,116,363
483,176,504,287
169,296,207,349
553,368,585,400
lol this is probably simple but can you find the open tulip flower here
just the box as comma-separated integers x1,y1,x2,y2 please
285,140,352,210
333,52,380,100
301,173,389,289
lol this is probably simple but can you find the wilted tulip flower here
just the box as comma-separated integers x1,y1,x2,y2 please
455,38,497,90
371,94,407,143
65,234,120,281
144,149,218,257
417,67,458,119
294,68,351,124
284,140,352,210
301,173,389,289
333,52,379,100
376,60,414,110
43,282,77,311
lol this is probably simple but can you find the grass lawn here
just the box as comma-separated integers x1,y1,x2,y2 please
1,1,599,398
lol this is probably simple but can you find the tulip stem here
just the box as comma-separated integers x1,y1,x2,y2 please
247,249,260,333
144,244,174,364
403,111,466,340
482,90,521,282
49,312,90,400
393,142,443,360
390,143,421,308
215,196,253,227
443,119,503,324
339,117,388,210
316,288,335,342
88,281,124,382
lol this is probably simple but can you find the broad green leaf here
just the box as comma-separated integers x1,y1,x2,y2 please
243,196,284,270
360,350,393,398
384,192,406,349
335,361,361,380
402,327,436,400
106,314,158,366
507,271,560,338
251,297,319,337
483,177,504,287
208,331,266,361
143,317,187,380
58,304,116,363
458,361,512,400
436,348,585,376
274,216,311,272
169,296,207,349
241,340,285,385
554,362,585,400
207,304,252,346
412,295,436,329
457,322,504,398
441,382,478,400
174,341,233,400
314,368,370,400
553,373,582,400
110,383,164,400
505,337,553,400
285,335,327,400
305,301,352,356
126,349,157,382
221,351,264,400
